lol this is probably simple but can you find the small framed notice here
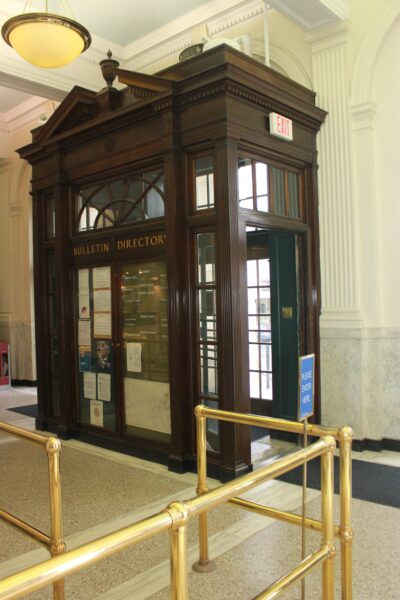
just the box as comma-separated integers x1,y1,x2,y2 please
298,354,315,421
93,266,111,289
97,373,111,402
83,372,97,400
90,400,103,427
126,342,142,373
94,312,112,338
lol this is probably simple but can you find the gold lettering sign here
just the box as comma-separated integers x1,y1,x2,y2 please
117,234,166,251
73,242,110,257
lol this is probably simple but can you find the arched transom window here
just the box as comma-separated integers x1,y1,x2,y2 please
76,169,164,232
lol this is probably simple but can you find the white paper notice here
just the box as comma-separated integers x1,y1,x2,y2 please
94,312,112,338
78,269,89,293
94,289,111,312
83,372,97,399
90,400,103,427
79,294,90,318
78,319,91,346
126,342,142,373
93,266,111,289
97,373,111,402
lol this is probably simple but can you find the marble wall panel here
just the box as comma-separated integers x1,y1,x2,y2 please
320,328,363,438
321,327,400,442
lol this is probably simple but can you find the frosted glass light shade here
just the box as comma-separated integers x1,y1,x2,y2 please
1,13,91,68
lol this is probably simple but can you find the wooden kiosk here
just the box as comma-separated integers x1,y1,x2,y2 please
20,46,326,479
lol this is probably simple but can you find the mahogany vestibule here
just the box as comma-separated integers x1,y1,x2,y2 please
19,46,326,480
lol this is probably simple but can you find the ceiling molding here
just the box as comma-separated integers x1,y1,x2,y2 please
125,32,193,72
267,0,348,31
123,0,245,60
207,0,263,36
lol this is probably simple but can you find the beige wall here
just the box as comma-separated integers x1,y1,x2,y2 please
0,100,56,380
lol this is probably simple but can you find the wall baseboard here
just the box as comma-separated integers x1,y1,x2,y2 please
11,379,37,387
353,438,400,453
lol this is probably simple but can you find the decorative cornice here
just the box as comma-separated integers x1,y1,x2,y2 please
123,0,245,61
126,32,193,72
306,20,351,54
207,0,263,36
350,102,377,131
178,80,323,130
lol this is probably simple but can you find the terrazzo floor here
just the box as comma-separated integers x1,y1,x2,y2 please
0,387,399,599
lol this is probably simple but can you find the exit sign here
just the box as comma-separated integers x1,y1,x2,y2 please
269,112,293,141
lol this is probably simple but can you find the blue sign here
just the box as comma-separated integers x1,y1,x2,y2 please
298,354,315,421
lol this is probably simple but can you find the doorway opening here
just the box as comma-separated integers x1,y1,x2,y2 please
246,227,302,464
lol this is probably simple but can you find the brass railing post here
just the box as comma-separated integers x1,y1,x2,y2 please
167,502,189,600
321,436,336,600
46,437,66,600
192,406,216,572
339,426,354,600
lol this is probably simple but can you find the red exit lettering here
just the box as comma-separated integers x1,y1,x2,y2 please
269,112,293,141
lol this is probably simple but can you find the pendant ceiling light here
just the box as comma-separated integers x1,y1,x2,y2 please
1,0,91,68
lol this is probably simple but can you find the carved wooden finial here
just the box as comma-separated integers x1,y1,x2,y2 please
100,50,120,88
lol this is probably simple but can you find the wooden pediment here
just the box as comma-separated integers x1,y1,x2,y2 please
33,86,99,143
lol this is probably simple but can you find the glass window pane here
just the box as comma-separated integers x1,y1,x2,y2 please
195,157,214,210
255,162,269,212
260,344,272,372
257,195,269,212
258,258,270,286
248,315,258,331
288,171,300,218
261,372,273,400
199,290,217,341
250,371,260,398
76,170,165,231
247,260,257,286
238,158,253,209
247,287,258,314
260,315,271,332
197,233,216,284
200,344,218,395
259,289,270,314
249,343,260,370
271,166,285,215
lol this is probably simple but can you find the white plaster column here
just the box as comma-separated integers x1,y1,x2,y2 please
308,23,365,438
308,22,361,326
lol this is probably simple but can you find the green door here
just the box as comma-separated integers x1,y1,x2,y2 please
269,231,299,420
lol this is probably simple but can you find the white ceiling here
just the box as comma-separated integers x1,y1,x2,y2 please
0,85,32,112
8,0,214,45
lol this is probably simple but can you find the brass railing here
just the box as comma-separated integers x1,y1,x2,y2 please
0,433,337,599
0,421,65,600
193,406,354,600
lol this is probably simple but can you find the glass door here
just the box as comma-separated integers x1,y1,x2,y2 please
246,230,273,417
120,260,171,441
